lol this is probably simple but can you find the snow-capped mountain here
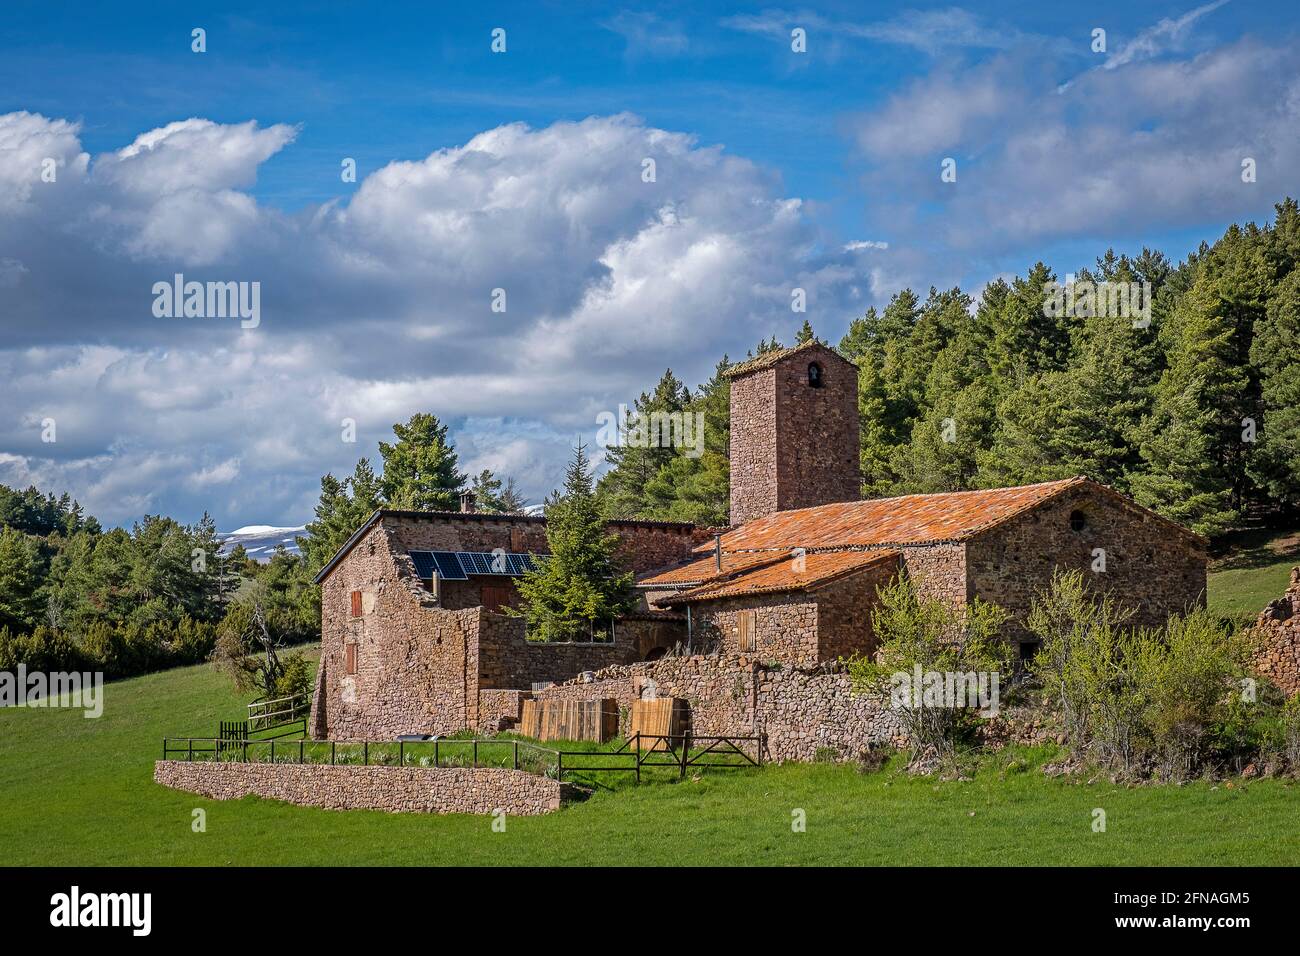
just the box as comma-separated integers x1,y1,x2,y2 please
219,525,307,561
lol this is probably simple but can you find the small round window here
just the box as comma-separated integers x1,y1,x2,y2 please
1069,509,1087,532
807,362,823,388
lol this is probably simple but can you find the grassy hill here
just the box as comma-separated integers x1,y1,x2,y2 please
1208,528,1300,624
3,654,1300,866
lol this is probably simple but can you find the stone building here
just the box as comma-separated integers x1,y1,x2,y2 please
310,339,1209,747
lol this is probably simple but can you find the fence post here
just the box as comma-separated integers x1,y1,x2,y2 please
400,741,405,766
557,751,562,781
363,741,368,766
242,739,247,763
331,741,336,766
473,740,478,768
513,740,518,770
271,740,276,764
187,738,193,762
680,733,690,779
299,739,304,764
435,738,440,767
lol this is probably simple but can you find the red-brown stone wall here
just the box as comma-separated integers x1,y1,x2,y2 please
315,520,478,739
772,350,861,514
815,555,900,660
966,484,1207,641
728,366,779,525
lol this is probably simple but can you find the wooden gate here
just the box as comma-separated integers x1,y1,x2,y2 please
628,698,688,751
519,698,618,742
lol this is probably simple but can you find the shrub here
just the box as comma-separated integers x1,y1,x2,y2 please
849,576,1010,760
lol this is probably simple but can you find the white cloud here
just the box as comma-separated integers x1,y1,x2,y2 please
0,111,885,527
850,34,1300,252
1102,0,1231,70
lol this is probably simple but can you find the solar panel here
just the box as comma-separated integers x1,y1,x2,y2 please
408,551,437,579
432,551,467,580
409,550,467,580
455,551,492,575
451,551,545,576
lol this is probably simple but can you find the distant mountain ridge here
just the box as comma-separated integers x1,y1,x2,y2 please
218,525,306,561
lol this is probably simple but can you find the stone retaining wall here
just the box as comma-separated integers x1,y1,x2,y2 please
1253,567,1300,696
154,760,569,815
533,654,906,762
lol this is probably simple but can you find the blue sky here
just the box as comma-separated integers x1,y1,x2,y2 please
1,1,1297,529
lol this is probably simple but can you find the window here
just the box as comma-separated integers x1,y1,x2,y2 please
1069,510,1088,532
737,609,757,653
807,362,823,388
345,643,358,675
349,590,363,617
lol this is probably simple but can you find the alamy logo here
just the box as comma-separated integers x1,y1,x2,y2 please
595,405,705,459
0,665,102,718
889,665,1000,716
152,273,261,328
1042,277,1152,328
50,886,151,936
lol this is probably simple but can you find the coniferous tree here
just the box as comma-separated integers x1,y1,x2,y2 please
514,443,634,642
378,412,466,511
300,459,384,575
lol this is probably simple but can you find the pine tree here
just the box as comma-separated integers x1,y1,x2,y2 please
301,459,385,574
470,469,528,514
597,369,689,518
0,526,41,631
1249,268,1300,506
513,443,634,642
378,413,466,511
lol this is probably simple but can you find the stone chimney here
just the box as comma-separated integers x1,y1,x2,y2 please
459,490,477,513
725,341,861,526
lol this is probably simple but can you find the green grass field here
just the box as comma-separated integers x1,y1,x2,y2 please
3,655,1300,866
1208,528,1300,624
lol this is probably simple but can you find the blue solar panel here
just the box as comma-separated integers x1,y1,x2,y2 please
450,551,545,576
432,551,467,580
408,551,437,578
408,550,467,580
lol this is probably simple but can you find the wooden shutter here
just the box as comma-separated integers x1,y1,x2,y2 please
737,609,757,653
345,643,358,675
481,583,512,613
349,590,362,617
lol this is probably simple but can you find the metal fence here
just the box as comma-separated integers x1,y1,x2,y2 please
160,731,765,784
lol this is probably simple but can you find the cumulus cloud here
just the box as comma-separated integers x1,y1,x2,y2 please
0,111,884,527
850,33,1300,252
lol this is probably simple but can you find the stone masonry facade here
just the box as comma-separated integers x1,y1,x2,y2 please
154,760,569,815
532,654,906,763
313,512,699,740
728,341,861,526
1253,567,1300,696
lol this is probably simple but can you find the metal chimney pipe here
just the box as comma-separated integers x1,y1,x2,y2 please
714,533,723,571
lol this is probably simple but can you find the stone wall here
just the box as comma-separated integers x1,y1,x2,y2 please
815,554,899,660
154,760,568,815
686,555,897,666
729,364,778,525
532,654,905,762
692,592,819,665
966,483,1207,642
1252,567,1300,696
477,688,532,732
316,519,479,740
772,346,861,514
728,343,861,526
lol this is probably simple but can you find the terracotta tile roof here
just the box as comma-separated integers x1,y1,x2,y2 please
656,549,899,606
722,339,855,379
696,477,1052,554
638,550,794,587
695,476,1205,554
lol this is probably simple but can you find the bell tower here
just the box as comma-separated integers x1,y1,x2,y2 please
726,341,861,526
